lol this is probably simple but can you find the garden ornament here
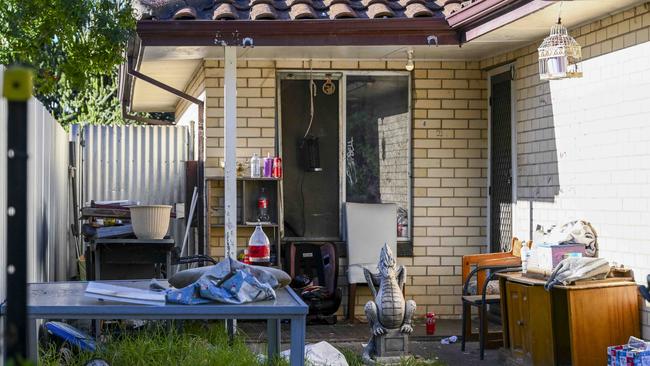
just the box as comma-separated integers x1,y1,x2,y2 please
362,244,416,364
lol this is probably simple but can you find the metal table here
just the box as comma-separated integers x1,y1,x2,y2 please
1,281,308,365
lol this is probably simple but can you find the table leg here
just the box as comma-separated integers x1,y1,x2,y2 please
267,319,281,361
289,316,305,366
28,318,38,363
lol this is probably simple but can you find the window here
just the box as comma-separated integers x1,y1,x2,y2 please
345,74,411,239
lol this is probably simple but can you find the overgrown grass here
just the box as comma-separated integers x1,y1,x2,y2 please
39,322,285,366
338,347,445,366
40,322,444,366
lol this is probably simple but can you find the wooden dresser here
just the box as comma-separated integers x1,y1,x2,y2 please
498,272,640,366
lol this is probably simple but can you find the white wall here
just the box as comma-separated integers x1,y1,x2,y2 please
511,41,650,334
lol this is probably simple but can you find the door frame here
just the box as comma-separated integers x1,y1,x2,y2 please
486,63,518,253
276,70,412,242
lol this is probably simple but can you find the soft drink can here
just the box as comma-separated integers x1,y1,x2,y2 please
272,156,282,178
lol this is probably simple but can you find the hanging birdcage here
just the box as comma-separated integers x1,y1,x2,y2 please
538,20,583,80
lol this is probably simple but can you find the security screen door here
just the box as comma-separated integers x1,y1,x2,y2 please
489,70,513,253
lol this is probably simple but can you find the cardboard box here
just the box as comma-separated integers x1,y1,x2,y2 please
535,243,585,272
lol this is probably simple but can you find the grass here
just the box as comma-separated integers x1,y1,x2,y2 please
338,347,445,366
39,322,284,366
40,322,444,366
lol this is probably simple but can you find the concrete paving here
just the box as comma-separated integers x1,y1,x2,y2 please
240,318,503,365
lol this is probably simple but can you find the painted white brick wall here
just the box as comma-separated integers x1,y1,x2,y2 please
512,40,650,336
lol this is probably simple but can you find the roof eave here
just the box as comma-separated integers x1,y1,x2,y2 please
449,0,553,42
136,18,459,47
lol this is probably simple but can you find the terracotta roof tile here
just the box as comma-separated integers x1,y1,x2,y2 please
329,2,356,18
250,2,278,19
289,3,318,18
366,2,394,18
213,3,240,19
173,6,197,19
133,0,447,21
404,2,433,17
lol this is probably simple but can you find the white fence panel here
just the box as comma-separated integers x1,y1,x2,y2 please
82,125,189,205
0,66,73,302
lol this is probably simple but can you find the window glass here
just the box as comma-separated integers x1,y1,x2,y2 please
345,75,410,238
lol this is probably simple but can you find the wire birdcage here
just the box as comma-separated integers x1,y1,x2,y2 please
538,20,583,80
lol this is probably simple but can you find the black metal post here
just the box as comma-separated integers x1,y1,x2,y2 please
3,67,31,363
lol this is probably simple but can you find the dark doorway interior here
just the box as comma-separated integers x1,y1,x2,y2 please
490,71,513,253
281,78,340,239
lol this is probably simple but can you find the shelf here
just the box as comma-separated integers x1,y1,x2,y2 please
211,223,279,228
206,176,281,181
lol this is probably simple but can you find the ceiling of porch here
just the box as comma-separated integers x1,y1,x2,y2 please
130,0,646,112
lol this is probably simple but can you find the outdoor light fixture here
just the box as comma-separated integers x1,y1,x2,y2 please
538,18,583,80
405,50,414,71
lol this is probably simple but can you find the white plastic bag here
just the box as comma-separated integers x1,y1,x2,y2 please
280,341,349,366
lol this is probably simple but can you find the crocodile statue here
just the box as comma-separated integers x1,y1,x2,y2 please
362,244,416,363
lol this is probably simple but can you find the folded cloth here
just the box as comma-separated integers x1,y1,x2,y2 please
166,267,276,305
169,257,291,289
544,257,610,290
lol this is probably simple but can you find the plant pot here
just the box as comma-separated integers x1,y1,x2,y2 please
129,205,172,240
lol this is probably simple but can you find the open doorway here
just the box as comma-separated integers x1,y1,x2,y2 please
280,75,341,239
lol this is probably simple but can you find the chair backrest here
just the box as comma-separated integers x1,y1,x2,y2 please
345,202,397,284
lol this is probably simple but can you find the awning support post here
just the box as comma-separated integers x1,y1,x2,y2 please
224,46,238,260
224,45,238,338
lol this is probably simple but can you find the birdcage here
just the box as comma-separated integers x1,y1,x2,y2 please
538,21,583,80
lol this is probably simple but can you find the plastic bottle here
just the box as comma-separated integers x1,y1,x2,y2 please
257,187,270,222
263,153,273,178
248,225,270,266
521,245,529,274
426,312,436,335
250,153,261,178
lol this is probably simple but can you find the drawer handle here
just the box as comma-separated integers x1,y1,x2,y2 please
516,320,524,326
523,296,527,301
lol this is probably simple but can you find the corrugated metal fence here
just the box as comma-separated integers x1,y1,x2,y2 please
82,125,189,205
0,66,74,303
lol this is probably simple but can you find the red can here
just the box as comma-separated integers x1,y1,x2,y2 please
426,312,436,335
272,156,282,178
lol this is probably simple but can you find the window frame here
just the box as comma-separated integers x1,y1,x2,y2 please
276,70,413,242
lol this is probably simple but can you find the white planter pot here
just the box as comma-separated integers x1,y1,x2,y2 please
129,205,172,240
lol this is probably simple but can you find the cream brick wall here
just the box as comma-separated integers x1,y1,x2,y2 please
176,59,488,318
481,4,650,336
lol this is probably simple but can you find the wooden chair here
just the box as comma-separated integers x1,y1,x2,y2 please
460,238,530,359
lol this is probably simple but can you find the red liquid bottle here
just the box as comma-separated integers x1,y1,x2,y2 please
426,312,436,335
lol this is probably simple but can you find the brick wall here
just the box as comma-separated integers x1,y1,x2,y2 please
176,59,488,318
481,4,650,336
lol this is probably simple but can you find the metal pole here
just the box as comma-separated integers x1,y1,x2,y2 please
3,66,32,363
223,46,238,261
224,45,238,338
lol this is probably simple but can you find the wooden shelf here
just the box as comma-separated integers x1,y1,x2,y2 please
206,176,281,181
211,223,279,228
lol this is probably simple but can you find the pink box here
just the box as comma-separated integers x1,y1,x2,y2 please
536,243,585,271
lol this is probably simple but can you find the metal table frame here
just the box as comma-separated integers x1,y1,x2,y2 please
2,281,308,365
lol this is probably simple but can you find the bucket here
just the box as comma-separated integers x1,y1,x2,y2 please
129,205,172,240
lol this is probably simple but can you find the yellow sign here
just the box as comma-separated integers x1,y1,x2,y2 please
3,67,33,101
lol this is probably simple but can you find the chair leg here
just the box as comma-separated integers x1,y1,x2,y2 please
348,284,357,323
461,303,468,352
478,304,480,360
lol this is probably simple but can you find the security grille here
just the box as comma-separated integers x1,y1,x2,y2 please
490,71,513,253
